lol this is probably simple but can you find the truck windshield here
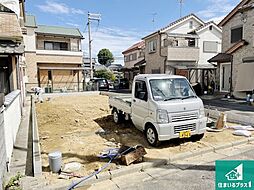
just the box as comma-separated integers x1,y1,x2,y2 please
149,78,196,101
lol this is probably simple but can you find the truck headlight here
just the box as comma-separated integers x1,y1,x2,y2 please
199,108,205,118
157,109,169,124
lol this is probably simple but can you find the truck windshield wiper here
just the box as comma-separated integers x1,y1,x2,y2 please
164,97,182,101
181,95,197,100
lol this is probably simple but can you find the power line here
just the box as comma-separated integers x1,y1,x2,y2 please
87,12,101,79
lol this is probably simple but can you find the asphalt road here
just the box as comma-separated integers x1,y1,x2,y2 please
202,98,254,112
88,143,254,190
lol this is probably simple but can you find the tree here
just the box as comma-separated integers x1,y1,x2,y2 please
97,48,114,65
94,69,116,81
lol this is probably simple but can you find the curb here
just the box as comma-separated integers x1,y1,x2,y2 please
47,136,253,189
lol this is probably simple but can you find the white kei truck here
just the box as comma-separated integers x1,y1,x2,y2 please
109,74,207,146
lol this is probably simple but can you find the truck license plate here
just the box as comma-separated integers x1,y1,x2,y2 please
179,130,191,138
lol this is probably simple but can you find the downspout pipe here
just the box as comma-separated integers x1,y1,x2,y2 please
159,32,168,74
229,55,233,97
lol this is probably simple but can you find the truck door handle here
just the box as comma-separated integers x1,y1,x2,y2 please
133,99,136,102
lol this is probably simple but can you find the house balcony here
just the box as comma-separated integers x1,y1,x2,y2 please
167,46,199,62
165,33,200,62
36,50,83,64
36,49,83,57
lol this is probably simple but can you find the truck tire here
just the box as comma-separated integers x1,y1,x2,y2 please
191,133,205,142
112,109,123,124
145,124,160,147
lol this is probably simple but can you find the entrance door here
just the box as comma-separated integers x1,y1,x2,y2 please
221,63,231,92
131,80,148,130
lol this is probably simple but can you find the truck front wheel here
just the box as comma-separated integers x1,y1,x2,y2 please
145,125,160,147
191,133,205,142
112,109,122,124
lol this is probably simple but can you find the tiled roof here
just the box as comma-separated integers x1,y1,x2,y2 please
122,41,145,54
219,0,251,27
208,53,232,63
0,12,22,41
25,15,37,27
36,25,83,38
142,13,204,39
0,40,24,54
226,40,248,54
189,21,221,34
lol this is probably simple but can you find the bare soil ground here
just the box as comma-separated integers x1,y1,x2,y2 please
36,95,251,184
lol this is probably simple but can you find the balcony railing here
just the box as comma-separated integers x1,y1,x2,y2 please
36,49,83,56
167,46,199,61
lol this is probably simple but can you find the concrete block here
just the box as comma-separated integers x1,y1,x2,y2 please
231,139,249,147
213,142,233,151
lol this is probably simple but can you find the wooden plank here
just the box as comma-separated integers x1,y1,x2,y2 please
0,93,4,107
121,146,147,166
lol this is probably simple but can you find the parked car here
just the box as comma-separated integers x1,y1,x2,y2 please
89,78,109,91
114,78,129,89
109,74,206,146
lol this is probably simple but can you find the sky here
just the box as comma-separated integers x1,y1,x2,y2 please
25,0,240,64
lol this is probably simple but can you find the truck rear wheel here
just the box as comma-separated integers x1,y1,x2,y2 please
145,125,160,147
112,109,123,124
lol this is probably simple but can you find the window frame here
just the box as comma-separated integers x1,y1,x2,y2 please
148,40,157,53
230,26,243,43
203,41,218,53
134,80,148,101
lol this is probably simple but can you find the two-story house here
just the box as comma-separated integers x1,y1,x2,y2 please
23,15,84,92
209,0,254,98
142,14,221,90
122,41,145,87
0,0,26,186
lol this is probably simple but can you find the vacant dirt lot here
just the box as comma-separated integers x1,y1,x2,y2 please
36,94,251,184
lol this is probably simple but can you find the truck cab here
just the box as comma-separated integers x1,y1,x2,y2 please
109,74,207,146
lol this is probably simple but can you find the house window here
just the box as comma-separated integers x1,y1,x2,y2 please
189,21,193,29
209,25,213,30
203,41,218,53
129,54,133,61
188,38,196,47
44,41,69,51
148,40,157,53
132,53,137,61
151,68,160,74
231,26,243,43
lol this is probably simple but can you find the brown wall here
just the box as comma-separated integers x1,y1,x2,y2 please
144,34,166,74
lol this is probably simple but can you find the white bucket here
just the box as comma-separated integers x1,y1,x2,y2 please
48,151,62,173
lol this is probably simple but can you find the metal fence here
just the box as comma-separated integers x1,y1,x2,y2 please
25,82,99,94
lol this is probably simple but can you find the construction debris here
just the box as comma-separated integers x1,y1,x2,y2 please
120,145,147,166
62,162,81,173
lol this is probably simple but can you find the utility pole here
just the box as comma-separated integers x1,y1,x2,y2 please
87,12,101,79
179,0,183,18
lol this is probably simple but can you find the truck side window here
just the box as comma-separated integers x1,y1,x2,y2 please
134,81,148,101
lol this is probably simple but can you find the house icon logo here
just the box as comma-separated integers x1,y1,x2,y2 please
225,163,243,181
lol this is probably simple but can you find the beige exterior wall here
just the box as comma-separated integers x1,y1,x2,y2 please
25,52,38,84
123,49,144,69
220,0,254,97
38,63,82,91
144,35,166,74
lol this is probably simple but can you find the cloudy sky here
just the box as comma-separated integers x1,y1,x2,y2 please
26,0,240,64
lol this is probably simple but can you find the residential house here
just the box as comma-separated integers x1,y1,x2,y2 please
0,0,26,187
209,0,254,98
83,57,96,82
142,14,222,91
122,41,145,86
23,15,84,92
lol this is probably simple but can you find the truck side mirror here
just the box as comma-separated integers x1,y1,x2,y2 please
0,93,4,107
